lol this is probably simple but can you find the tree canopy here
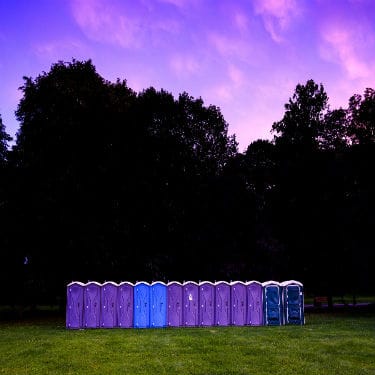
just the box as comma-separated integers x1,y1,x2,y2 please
0,63,374,307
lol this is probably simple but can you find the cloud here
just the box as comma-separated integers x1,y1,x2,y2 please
252,0,300,43
34,39,89,61
209,33,251,60
320,22,374,80
70,0,144,48
157,0,201,9
170,55,200,77
232,10,249,33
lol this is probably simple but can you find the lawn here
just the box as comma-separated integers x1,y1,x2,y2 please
0,312,374,375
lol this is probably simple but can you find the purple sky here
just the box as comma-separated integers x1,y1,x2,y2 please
1,0,374,151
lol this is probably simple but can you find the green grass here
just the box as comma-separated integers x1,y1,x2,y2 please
0,312,374,375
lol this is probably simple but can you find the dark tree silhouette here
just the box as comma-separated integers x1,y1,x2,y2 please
272,79,328,151
347,88,375,145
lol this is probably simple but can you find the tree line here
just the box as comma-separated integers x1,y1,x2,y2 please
0,60,374,306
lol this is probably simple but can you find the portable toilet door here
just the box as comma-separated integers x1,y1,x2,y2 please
215,281,231,326
281,280,304,325
231,281,247,326
263,281,283,326
246,281,263,326
134,282,150,328
66,282,84,329
118,282,134,328
101,282,118,328
183,281,199,327
150,282,167,328
167,281,183,327
84,282,101,328
199,281,215,327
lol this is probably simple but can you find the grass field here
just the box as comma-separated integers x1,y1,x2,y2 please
0,311,374,375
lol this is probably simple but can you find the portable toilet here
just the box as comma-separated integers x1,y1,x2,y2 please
183,281,199,327
215,281,231,326
246,281,263,326
231,281,247,326
118,282,134,328
199,281,215,327
167,281,183,327
281,280,304,325
84,281,101,328
66,281,85,329
263,281,283,326
150,282,167,328
100,281,118,328
134,282,150,328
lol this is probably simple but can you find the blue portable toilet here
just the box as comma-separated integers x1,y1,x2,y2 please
150,282,167,328
118,282,134,328
246,281,263,326
199,281,215,326
167,281,183,327
183,281,199,327
281,280,304,325
134,282,150,328
231,281,247,326
84,282,101,328
66,281,85,329
101,282,118,328
215,281,231,326
263,281,283,326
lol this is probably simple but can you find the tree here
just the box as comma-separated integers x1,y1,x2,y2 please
272,79,328,150
347,88,375,145
0,114,12,166
10,59,239,297
319,108,348,150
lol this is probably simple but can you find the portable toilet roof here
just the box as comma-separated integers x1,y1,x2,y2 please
151,281,167,286
280,280,303,286
67,281,86,287
119,281,134,286
167,281,183,286
183,281,199,285
245,280,262,286
262,280,281,286
215,281,231,286
102,281,118,287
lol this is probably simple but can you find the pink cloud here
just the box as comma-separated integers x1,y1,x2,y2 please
208,33,251,60
320,22,374,79
252,0,301,43
170,55,200,77
70,0,144,48
233,11,249,33
34,39,89,60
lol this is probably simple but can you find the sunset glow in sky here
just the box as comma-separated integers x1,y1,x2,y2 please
1,0,375,150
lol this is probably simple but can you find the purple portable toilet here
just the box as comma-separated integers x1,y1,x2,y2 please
134,281,150,328
231,281,247,326
66,281,85,329
183,281,199,327
215,281,231,326
84,282,101,328
199,281,215,326
100,282,118,328
167,281,183,327
118,282,134,328
246,281,263,326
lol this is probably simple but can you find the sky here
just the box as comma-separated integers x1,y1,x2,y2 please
1,0,375,151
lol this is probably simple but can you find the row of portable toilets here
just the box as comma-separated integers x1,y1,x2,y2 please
66,280,304,329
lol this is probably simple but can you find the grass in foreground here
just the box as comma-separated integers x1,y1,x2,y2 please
0,312,374,375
